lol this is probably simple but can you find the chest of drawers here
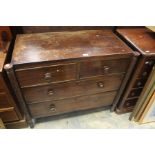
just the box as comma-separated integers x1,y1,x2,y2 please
0,49,24,128
112,27,155,114
0,26,28,128
5,30,137,127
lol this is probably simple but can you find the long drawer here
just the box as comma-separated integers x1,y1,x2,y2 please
29,91,117,118
15,63,77,87
23,74,124,103
80,58,130,78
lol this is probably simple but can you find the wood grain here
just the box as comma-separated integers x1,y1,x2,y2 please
116,28,155,55
23,74,124,103
29,91,117,118
12,30,133,65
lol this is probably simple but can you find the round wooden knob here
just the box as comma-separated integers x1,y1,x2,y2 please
137,82,142,87
49,104,56,112
48,89,54,95
44,73,52,81
97,82,104,88
103,66,110,74
142,71,147,77
126,102,130,106
145,61,154,66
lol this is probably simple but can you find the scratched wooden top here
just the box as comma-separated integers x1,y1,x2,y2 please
12,30,133,65
117,27,155,55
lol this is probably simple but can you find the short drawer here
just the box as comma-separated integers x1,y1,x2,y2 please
128,88,143,98
0,109,19,123
28,91,117,118
123,98,138,109
16,63,77,87
138,60,155,78
79,58,130,78
133,78,147,88
0,92,12,109
23,74,124,103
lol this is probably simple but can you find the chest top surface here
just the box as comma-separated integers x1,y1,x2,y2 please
12,30,133,65
117,27,155,55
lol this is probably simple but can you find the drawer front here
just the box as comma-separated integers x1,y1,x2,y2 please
80,58,130,78
0,110,19,122
123,98,138,109
16,63,77,87
23,74,124,103
128,88,143,98
133,78,147,88
29,91,117,118
0,92,12,109
138,60,155,78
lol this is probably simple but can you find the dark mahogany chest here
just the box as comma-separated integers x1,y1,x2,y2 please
0,27,25,128
5,29,137,127
0,52,22,124
113,27,155,114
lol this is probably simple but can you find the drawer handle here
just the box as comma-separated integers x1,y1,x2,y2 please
137,81,142,87
142,71,148,77
48,89,54,96
97,82,104,88
49,104,56,112
44,73,52,81
126,102,130,106
103,66,110,74
145,61,154,66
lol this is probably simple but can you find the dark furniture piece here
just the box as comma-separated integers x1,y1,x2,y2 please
14,26,113,34
5,29,137,127
130,65,155,122
112,27,155,114
0,27,27,128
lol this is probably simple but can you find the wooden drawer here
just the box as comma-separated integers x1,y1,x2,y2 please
0,109,19,122
16,63,77,87
0,92,12,109
123,98,138,109
128,88,143,98
80,58,130,78
23,74,124,103
133,78,147,88
138,60,155,78
28,91,117,118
